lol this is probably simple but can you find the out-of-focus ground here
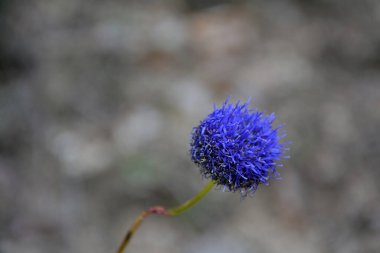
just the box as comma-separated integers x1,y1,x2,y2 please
1,0,380,252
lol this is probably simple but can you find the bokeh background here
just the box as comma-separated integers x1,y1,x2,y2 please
1,0,380,252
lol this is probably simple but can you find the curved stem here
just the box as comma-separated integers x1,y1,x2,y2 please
116,206,169,253
116,180,216,253
167,180,216,216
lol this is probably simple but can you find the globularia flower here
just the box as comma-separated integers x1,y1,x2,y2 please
190,98,287,195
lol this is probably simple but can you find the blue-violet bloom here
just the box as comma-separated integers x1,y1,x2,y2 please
190,98,288,195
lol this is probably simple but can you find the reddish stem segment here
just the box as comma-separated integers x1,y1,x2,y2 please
116,181,215,253
116,206,170,253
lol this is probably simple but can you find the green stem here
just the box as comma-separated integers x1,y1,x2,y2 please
167,180,216,216
116,180,216,253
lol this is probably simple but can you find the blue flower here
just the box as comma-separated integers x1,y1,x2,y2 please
190,98,288,195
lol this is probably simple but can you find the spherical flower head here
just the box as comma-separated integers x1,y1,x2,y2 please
190,98,288,195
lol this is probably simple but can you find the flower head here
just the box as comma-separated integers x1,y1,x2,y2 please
190,98,288,195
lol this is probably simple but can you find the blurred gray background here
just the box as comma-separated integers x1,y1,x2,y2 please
1,0,380,252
